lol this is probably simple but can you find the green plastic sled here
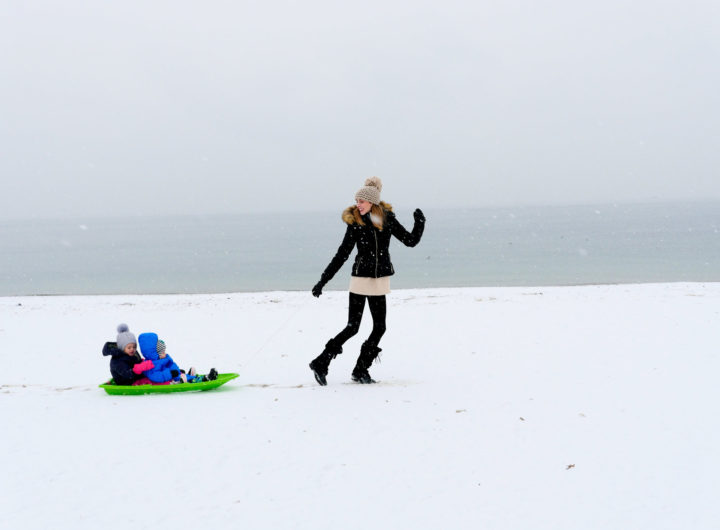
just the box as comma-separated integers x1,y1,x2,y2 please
99,372,239,395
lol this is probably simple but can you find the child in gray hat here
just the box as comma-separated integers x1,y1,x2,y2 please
102,324,155,385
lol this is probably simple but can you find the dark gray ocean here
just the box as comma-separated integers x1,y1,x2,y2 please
1,202,718,296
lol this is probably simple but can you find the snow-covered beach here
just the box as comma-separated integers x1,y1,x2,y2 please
2,283,719,529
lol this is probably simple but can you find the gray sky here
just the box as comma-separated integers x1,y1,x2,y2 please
2,0,719,219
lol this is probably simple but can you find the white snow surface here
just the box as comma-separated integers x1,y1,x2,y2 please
2,284,719,530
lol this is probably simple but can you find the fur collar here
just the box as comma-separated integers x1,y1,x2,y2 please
342,202,393,225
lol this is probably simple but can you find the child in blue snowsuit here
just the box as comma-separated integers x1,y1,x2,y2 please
137,332,217,383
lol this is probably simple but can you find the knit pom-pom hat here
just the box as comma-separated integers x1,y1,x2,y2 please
116,323,137,352
355,176,382,205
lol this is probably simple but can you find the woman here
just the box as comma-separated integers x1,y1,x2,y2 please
309,176,426,385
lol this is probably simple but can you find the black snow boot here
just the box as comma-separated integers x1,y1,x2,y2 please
200,368,218,382
309,339,342,386
351,342,382,384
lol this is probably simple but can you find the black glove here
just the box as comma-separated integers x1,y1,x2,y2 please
312,281,324,298
170,369,179,378
413,208,425,224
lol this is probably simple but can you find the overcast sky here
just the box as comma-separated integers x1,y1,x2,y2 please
2,0,718,219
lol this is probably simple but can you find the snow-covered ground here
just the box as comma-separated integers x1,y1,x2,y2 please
2,284,719,529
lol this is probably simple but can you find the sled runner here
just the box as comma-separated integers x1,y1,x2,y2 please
99,372,239,395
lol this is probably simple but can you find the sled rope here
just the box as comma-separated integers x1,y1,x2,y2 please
240,299,307,369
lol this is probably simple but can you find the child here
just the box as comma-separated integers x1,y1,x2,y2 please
138,332,217,384
102,324,155,385
157,339,202,383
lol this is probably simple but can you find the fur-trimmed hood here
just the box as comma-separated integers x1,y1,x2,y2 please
342,202,393,225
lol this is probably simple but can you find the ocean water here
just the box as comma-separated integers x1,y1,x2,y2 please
1,202,718,296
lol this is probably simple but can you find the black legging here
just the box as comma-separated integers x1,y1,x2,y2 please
332,292,387,347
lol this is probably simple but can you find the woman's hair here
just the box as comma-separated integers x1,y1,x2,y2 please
347,201,393,229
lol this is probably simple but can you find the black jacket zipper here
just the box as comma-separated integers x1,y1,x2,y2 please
374,228,379,277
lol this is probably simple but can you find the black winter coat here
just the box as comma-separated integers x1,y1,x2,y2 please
102,342,144,385
319,207,425,285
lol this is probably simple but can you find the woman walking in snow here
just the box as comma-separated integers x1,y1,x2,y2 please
309,176,425,385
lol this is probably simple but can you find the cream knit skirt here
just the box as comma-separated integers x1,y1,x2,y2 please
349,276,391,296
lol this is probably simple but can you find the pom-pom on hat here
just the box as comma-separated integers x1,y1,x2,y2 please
355,176,382,205
116,323,137,352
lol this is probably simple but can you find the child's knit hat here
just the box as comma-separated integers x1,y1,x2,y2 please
116,323,136,351
355,176,382,205
157,340,166,356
